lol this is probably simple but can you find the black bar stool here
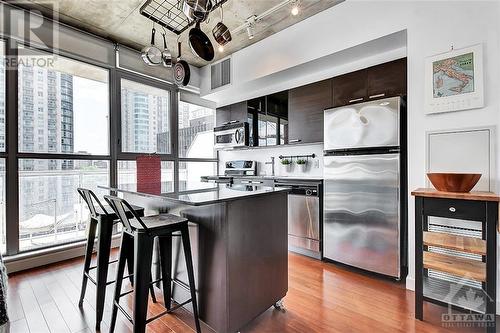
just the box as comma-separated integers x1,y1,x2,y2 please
104,195,201,333
77,188,156,330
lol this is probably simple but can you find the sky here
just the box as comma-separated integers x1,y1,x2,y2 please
73,77,109,155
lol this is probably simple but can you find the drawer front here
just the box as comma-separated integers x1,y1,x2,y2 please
423,198,486,221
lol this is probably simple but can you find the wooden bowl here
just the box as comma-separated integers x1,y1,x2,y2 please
427,173,482,193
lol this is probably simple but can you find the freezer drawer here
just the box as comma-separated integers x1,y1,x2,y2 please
323,153,400,278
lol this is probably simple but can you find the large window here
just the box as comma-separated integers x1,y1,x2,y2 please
178,101,215,158
0,160,5,253
1,34,215,256
18,47,109,155
0,41,4,152
16,48,111,252
19,159,109,251
121,79,171,154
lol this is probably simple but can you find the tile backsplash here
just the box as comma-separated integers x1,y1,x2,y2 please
218,143,324,177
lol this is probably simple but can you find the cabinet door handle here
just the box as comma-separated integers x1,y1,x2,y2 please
348,97,364,103
369,93,386,99
449,207,456,213
241,180,262,184
289,139,302,144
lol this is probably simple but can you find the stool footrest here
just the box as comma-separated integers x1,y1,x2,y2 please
84,272,97,285
172,278,190,292
119,289,134,298
146,298,193,324
115,297,193,325
114,301,133,324
88,258,118,271
84,272,116,286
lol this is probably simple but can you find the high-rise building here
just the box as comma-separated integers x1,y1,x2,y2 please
17,65,75,239
18,66,74,169
121,87,170,153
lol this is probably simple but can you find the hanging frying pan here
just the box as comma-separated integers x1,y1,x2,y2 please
141,27,162,66
188,22,214,61
173,42,191,86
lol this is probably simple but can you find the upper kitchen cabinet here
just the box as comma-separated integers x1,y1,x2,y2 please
366,58,407,99
247,92,288,147
289,79,332,144
216,101,248,126
332,58,407,107
267,91,289,145
332,69,367,107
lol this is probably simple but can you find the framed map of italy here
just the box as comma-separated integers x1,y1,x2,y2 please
425,44,484,114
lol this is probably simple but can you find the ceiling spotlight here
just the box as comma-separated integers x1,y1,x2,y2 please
246,24,255,40
291,0,300,16
218,45,224,53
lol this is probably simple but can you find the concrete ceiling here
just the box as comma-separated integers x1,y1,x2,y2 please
17,0,343,67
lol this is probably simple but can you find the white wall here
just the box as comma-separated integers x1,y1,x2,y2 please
205,0,500,302
219,143,324,178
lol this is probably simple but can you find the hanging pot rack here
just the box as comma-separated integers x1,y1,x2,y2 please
140,0,230,35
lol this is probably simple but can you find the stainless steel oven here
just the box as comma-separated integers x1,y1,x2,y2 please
214,121,249,149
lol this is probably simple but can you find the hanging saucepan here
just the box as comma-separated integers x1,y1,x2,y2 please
161,32,173,68
212,5,231,46
188,21,214,61
173,42,191,86
182,0,213,22
141,27,162,66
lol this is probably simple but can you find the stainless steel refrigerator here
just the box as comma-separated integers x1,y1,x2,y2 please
323,96,407,279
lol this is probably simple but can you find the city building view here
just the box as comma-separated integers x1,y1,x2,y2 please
9,58,215,252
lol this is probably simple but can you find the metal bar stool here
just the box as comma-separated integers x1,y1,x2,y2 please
104,195,201,333
77,188,157,330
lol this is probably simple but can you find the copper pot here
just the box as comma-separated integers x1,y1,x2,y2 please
427,173,482,193
212,5,231,47
212,22,232,46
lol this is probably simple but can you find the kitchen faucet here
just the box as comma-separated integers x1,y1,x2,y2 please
265,157,275,176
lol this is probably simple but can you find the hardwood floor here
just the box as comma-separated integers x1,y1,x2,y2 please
5,252,493,333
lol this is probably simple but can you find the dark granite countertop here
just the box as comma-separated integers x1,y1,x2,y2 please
99,184,289,206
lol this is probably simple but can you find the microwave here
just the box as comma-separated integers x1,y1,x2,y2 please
214,121,249,149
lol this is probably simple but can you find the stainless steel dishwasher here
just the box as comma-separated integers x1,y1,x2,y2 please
275,180,322,259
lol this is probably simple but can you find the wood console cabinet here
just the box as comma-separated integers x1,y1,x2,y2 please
412,188,498,333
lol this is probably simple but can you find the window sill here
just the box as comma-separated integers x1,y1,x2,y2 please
4,235,121,274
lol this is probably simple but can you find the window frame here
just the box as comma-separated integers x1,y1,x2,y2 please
6,40,115,255
2,36,218,257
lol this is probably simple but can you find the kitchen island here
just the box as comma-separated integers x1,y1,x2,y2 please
100,184,289,333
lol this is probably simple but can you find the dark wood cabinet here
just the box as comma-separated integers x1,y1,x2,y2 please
332,58,407,107
216,101,248,126
216,58,406,146
332,69,367,107
288,79,332,144
230,101,248,123
367,58,407,99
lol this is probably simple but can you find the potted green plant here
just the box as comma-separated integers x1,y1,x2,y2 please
296,158,308,172
280,158,293,172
